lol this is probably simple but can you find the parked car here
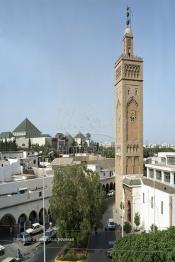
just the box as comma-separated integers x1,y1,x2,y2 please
17,232,33,245
39,227,56,243
107,190,115,197
105,219,116,231
26,223,43,235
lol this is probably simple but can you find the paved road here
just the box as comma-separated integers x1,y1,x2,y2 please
27,241,64,262
87,197,120,262
0,197,117,262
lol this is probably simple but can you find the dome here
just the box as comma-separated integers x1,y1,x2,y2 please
124,27,132,35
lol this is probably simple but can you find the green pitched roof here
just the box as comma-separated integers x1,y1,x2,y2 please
0,132,14,139
13,118,41,138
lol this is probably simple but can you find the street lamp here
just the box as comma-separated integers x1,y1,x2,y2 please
42,157,46,262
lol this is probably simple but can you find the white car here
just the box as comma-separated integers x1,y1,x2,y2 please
107,190,115,197
26,223,43,235
106,219,116,231
39,227,56,243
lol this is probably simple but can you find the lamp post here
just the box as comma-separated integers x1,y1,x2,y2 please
42,157,46,262
122,184,124,238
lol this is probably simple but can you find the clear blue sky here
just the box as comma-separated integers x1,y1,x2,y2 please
0,0,174,143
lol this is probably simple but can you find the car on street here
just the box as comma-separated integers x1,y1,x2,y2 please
107,190,115,197
105,218,116,231
39,227,56,243
17,232,33,245
25,223,43,235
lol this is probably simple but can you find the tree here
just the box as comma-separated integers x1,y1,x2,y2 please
123,221,132,234
112,226,175,262
134,212,140,230
86,133,91,140
28,138,31,149
50,165,105,247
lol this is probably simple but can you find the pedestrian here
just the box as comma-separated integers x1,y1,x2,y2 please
94,226,97,235
17,248,22,258
10,226,12,236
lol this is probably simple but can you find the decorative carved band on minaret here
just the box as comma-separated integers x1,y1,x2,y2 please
124,64,140,79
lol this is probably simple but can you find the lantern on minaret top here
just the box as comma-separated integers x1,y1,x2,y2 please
123,6,133,57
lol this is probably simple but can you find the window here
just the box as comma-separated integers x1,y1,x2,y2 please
174,174,175,185
164,172,170,183
39,192,42,197
33,160,36,164
149,169,154,178
143,193,145,203
161,157,166,164
151,197,153,208
156,170,162,180
161,201,163,214
167,157,175,165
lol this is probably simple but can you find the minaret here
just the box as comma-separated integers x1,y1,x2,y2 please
115,7,143,221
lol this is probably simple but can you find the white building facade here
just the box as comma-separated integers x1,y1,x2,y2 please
0,160,53,237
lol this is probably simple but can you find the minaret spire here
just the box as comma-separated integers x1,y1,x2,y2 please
123,6,133,57
126,6,131,29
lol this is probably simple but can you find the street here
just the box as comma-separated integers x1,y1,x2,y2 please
26,241,64,262
29,197,118,262
87,197,120,262
0,197,118,262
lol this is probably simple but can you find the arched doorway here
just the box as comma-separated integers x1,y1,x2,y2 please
0,214,16,239
127,201,131,222
29,211,37,225
110,182,114,190
39,208,48,225
106,183,109,194
18,214,27,233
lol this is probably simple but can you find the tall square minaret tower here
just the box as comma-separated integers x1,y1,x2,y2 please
115,8,143,214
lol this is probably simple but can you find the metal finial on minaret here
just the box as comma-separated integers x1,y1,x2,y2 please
126,6,131,28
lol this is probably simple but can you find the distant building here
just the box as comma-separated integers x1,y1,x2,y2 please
13,118,41,138
0,151,38,171
87,159,115,193
0,132,15,142
0,118,52,148
99,141,115,148
74,132,86,147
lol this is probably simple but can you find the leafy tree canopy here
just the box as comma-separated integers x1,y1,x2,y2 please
112,226,175,262
50,165,105,247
